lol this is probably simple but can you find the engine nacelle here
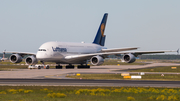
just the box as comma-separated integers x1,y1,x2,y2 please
122,54,136,63
90,56,104,65
25,56,38,65
10,54,22,63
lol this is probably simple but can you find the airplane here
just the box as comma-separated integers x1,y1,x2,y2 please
4,13,175,69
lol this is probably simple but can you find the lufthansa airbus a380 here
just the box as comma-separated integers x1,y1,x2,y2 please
5,13,174,69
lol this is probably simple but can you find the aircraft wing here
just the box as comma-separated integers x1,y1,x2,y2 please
101,47,139,52
65,50,175,60
4,51,36,56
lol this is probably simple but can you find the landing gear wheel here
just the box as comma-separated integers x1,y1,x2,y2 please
85,65,90,69
45,65,49,69
66,65,74,69
56,65,62,69
38,66,41,69
77,65,90,69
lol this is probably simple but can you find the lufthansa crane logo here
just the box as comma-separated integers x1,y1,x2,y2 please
101,23,105,37
52,47,67,52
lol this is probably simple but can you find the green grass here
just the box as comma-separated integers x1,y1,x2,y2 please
0,86,180,101
0,60,55,65
0,65,28,71
102,59,146,65
66,74,180,81
135,59,180,63
67,74,124,80
0,65,57,71
0,61,24,65
129,66,180,73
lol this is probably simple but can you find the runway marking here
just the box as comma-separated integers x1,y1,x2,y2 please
44,74,67,79
1,79,180,87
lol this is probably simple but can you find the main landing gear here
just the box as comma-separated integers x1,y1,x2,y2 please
56,65,62,69
66,65,75,69
77,65,90,69
55,64,90,69
56,64,75,69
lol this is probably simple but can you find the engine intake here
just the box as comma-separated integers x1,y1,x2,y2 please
25,56,38,65
122,54,136,63
10,54,22,63
90,56,104,65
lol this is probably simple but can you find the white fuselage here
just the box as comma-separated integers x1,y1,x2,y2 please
36,41,104,64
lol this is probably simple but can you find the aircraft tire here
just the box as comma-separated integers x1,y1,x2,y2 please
46,65,49,69
38,66,41,69
86,66,90,68
77,65,90,69
66,66,74,69
56,66,62,69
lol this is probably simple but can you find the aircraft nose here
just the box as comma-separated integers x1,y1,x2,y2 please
36,52,44,60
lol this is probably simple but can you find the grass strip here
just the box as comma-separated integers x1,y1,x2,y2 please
0,65,28,71
102,60,146,65
0,86,180,101
129,66,180,73
66,74,180,81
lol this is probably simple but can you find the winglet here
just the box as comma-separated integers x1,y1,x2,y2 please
93,13,108,46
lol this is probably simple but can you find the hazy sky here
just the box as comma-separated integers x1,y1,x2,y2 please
0,0,180,54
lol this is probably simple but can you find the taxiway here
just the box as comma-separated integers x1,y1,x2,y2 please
0,63,180,87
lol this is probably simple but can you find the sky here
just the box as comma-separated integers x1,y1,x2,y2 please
0,0,180,54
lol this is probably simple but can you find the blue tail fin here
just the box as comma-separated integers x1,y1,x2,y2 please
93,13,108,46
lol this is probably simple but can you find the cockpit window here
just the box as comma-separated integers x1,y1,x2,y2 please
38,49,46,51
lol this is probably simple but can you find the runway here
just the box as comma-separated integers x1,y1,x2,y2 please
0,63,179,79
0,79,180,87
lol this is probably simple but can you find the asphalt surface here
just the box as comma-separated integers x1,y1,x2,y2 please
0,79,180,87
1,63,180,79
0,63,180,87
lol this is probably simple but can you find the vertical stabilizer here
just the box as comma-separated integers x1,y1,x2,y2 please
93,13,108,46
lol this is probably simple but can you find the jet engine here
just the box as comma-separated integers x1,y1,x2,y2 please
122,54,136,63
25,56,38,65
90,56,104,65
10,54,22,63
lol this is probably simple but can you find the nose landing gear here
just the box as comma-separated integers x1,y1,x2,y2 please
40,61,49,69
44,65,49,69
